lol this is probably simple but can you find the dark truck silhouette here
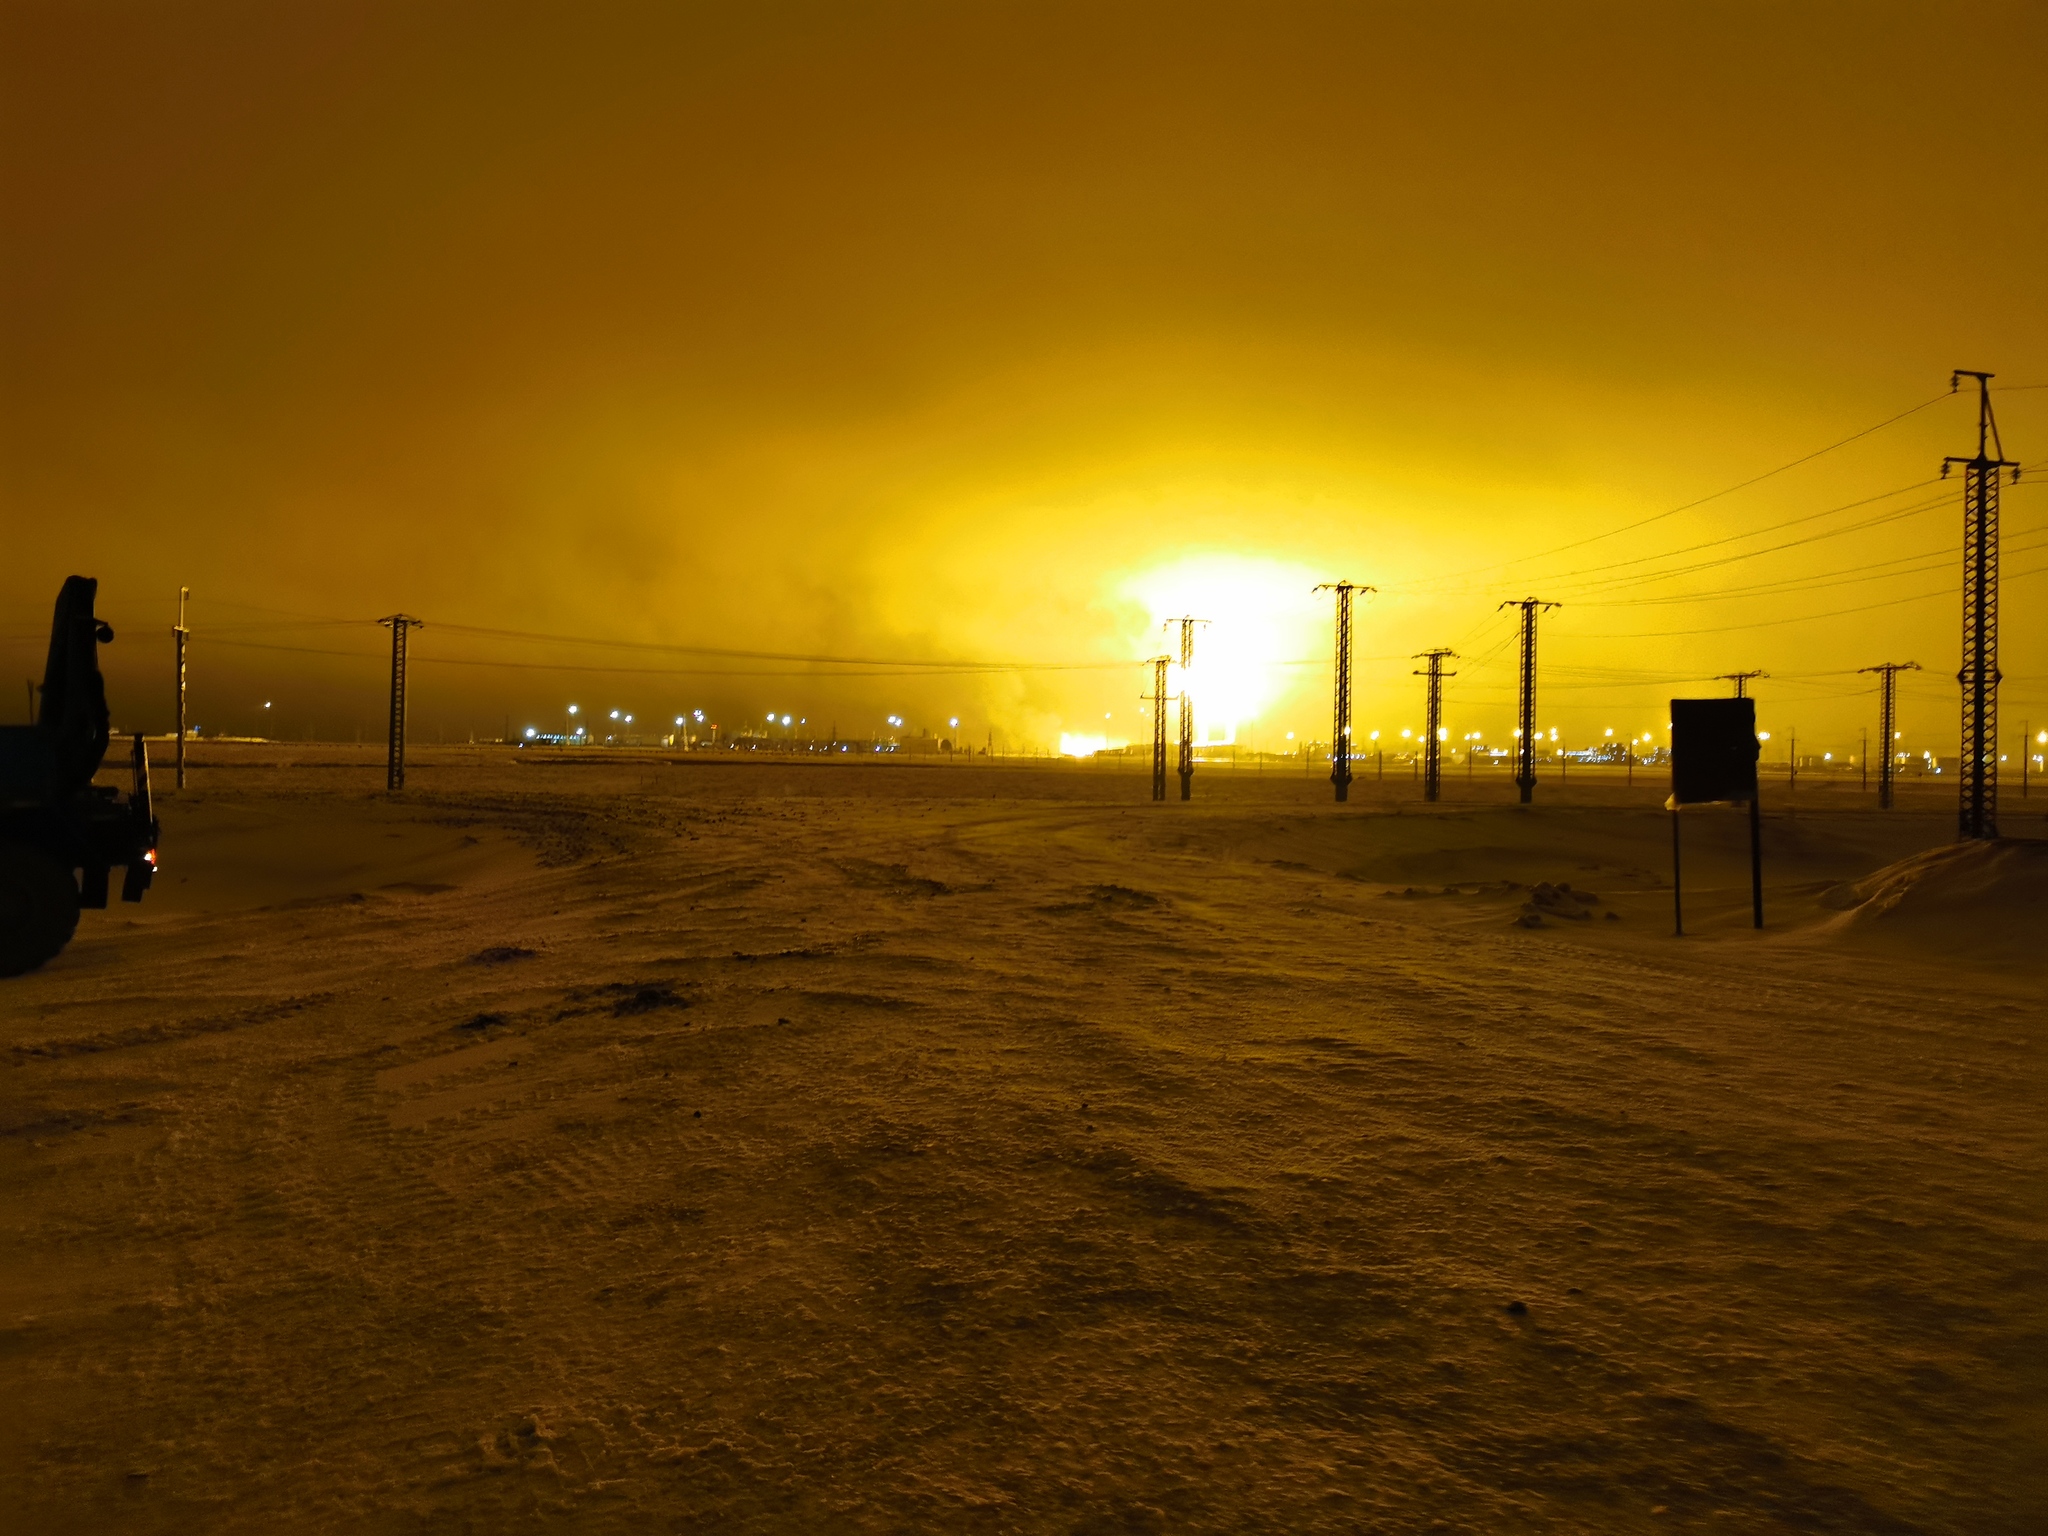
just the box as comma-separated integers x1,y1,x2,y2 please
0,576,160,975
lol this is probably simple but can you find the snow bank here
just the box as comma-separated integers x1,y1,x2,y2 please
1818,837,2048,958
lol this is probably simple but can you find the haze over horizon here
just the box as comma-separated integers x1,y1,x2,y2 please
6,3,2046,756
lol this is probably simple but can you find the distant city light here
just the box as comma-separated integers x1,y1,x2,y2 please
524,726,537,739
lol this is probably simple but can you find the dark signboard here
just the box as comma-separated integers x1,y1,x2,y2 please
1670,698,1760,806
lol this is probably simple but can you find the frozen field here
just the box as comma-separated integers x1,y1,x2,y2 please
4,745,2043,1533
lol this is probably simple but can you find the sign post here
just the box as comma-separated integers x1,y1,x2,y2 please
1671,803,1683,936
1667,697,1764,935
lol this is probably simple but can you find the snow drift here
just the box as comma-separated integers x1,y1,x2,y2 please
1818,836,2048,958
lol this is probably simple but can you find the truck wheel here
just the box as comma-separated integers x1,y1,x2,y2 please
0,844,81,977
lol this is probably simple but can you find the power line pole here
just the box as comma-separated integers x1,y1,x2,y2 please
379,614,423,792
1499,598,1557,804
1716,670,1767,698
1166,617,1206,802
1315,582,1372,803
172,585,189,789
1858,661,1919,809
1148,656,1169,802
1413,649,1457,802
1943,369,2019,840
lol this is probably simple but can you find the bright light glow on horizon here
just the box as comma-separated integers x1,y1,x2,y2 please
1059,733,1121,757
1121,553,1323,742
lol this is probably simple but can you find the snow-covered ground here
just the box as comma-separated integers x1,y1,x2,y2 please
5,746,2042,1532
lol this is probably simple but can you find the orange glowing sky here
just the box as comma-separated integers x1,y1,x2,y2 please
5,3,2046,753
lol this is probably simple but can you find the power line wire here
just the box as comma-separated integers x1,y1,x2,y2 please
1407,388,1959,586
1585,558,2048,640
1573,525,2048,607
204,636,1144,678
1518,478,1947,591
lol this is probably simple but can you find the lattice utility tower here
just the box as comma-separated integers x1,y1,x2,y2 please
1859,661,1920,810
1943,370,2020,840
1148,656,1170,802
1165,617,1206,801
1315,582,1373,802
1413,649,1457,803
1499,598,1558,804
380,614,423,791
1717,671,1768,699
172,586,190,789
